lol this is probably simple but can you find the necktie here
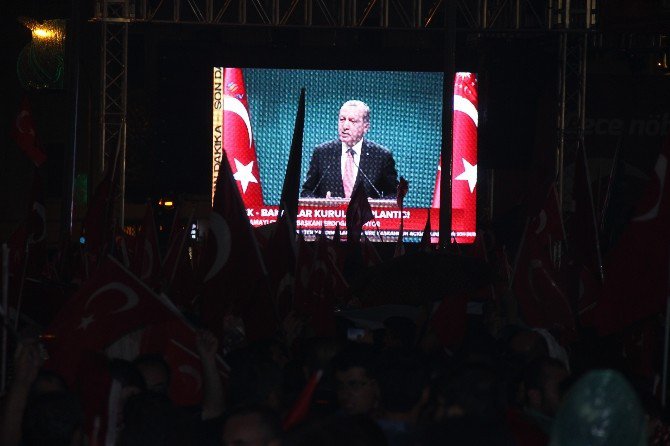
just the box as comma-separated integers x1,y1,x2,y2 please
343,148,356,198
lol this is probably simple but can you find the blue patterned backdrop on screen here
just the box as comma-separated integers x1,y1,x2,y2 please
244,68,443,207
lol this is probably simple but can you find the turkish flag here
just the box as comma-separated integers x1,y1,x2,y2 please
266,214,298,321
595,138,670,335
140,317,229,407
569,144,604,282
451,73,478,243
221,68,264,207
81,149,120,273
161,211,196,309
200,151,275,341
512,185,576,340
283,370,323,431
43,256,169,384
131,202,162,289
9,96,46,166
419,210,434,252
431,293,469,350
361,234,383,267
300,234,348,337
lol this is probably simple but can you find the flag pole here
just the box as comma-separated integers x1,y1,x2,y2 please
662,249,670,407
1,244,9,395
13,239,31,330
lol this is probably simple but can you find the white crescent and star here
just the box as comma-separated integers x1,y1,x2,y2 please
204,212,232,282
535,210,548,235
633,154,667,222
223,95,253,146
233,159,258,193
15,111,35,136
455,158,477,193
177,365,203,391
453,95,479,127
79,282,140,330
29,202,46,243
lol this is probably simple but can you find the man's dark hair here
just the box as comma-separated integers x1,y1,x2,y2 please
376,351,429,413
331,343,379,378
134,353,172,383
225,405,283,443
226,347,284,409
417,416,516,446
522,356,567,392
436,361,508,421
109,358,147,391
118,392,190,446
286,414,387,446
22,391,84,446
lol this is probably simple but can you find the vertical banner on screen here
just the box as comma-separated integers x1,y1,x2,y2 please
212,67,265,207
212,68,223,204
451,72,478,243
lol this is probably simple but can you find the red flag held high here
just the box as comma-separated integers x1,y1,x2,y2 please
221,68,264,207
283,370,324,430
512,185,575,339
595,137,670,335
200,150,276,341
10,96,47,166
346,184,373,243
131,202,162,289
43,256,171,385
450,73,478,243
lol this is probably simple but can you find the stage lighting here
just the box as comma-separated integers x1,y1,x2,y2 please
17,17,66,90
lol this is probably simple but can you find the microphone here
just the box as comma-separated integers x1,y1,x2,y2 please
348,149,383,198
310,161,334,196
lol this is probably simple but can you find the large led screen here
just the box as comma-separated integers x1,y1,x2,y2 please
212,67,477,242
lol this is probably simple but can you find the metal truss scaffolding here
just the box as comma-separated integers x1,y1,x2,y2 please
555,0,596,207
99,0,129,223
94,0,602,227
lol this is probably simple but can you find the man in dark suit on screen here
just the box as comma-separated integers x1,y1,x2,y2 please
301,100,399,199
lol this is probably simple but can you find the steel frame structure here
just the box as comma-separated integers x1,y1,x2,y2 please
94,0,601,227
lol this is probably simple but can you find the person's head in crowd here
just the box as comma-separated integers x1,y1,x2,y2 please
417,415,516,446
134,353,171,394
522,356,569,418
376,351,429,423
109,358,147,401
382,316,416,351
222,405,282,446
226,346,284,410
285,414,387,446
550,369,647,446
30,369,68,396
22,391,84,446
332,343,380,416
117,391,190,446
429,361,507,422
505,328,549,366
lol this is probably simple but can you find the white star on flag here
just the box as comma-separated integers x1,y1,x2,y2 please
455,158,477,193
233,159,258,193
79,315,95,330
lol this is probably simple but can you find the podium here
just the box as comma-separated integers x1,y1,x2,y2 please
298,197,397,208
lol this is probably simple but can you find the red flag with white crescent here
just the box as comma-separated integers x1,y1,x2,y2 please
221,68,264,207
201,150,275,341
595,137,670,334
43,256,170,384
131,202,162,289
451,73,478,243
10,96,47,167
